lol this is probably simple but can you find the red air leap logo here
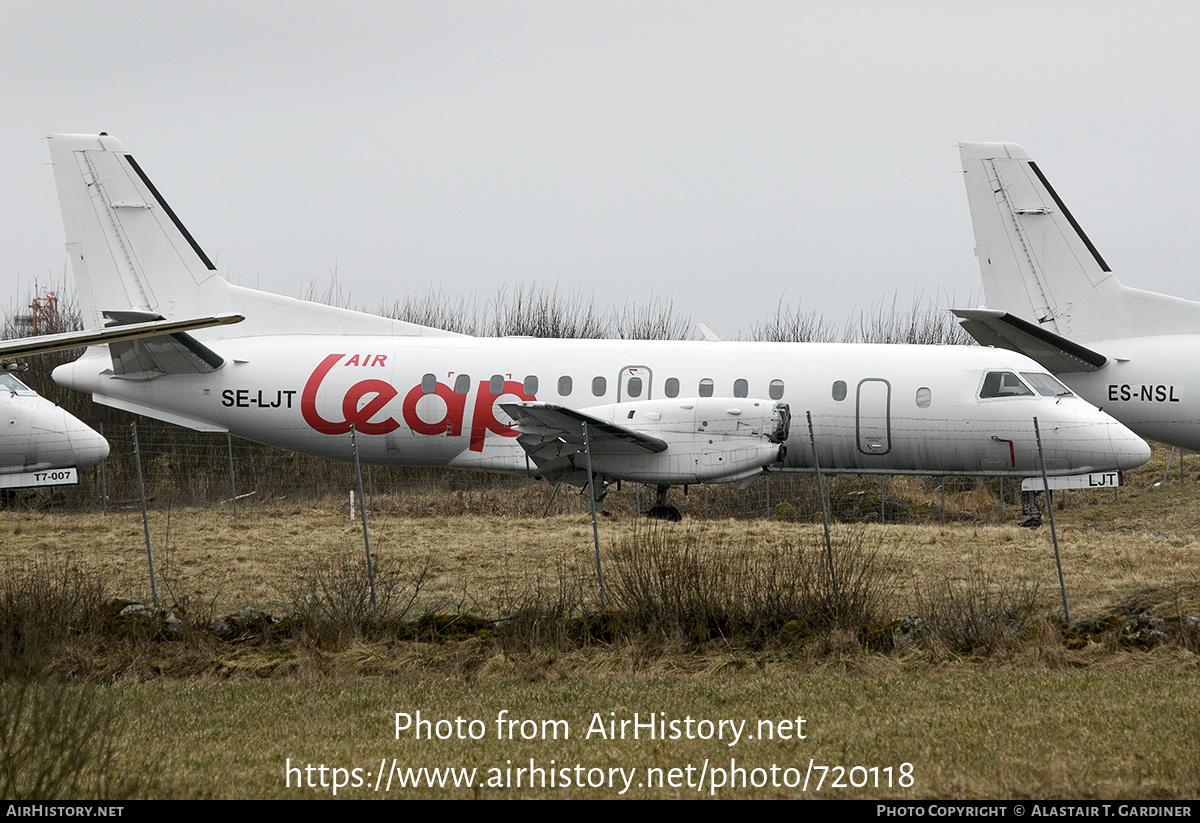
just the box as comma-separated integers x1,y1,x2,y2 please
300,354,533,451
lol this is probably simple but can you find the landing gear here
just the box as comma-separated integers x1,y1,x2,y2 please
645,484,682,521
583,479,613,516
1018,489,1043,529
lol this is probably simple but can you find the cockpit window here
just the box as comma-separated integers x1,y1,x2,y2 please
1021,372,1073,398
980,371,1034,399
0,373,31,393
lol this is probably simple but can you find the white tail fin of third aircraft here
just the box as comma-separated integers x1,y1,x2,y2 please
958,142,1200,343
47,133,454,340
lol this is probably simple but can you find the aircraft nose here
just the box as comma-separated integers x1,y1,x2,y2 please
1046,400,1150,473
1111,422,1151,471
65,413,110,468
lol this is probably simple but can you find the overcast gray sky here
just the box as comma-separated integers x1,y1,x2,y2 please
3,1,1198,337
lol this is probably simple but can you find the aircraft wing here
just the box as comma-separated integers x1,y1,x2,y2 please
500,401,669,465
0,313,243,359
952,308,1107,373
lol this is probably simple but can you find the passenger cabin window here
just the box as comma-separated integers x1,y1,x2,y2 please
454,374,471,395
832,380,847,401
664,377,680,398
421,373,437,394
980,371,1033,398
733,378,748,398
524,375,539,395
699,378,714,398
1021,372,1072,397
769,379,784,400
489,374,505,395
915,387,931,408
627,376,643,398
558,375,572,396
592,376,607,397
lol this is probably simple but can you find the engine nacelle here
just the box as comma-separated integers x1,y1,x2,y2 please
582,397,789,484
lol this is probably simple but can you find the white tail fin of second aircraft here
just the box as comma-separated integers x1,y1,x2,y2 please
47,133,455,339
959,142,1200,342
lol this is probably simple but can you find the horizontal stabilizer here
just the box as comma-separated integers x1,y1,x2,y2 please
0,313,242,360
953,308,1108,373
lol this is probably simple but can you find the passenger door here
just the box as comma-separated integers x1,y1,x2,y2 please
856,378,891,455
618,366,652,401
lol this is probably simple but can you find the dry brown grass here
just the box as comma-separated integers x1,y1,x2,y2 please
1,444,1199,798
3,478,1195,627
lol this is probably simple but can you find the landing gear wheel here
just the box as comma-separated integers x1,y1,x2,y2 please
646,504,682,522
644,484,682,521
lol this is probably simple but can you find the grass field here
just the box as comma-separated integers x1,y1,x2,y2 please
1,446,1198,799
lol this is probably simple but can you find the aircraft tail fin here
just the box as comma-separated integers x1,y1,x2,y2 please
49,133,214,327
47,133,455,339
959,142,1200,342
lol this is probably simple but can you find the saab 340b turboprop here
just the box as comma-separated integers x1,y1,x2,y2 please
956,142,1200,453
43,133,1148,513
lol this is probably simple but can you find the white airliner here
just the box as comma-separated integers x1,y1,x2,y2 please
0,315,242,490
41,133,1148,513
0,367,109,490
956,142,1200,452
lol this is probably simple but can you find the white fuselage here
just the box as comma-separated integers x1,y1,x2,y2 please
0,376,109,476
1046,336,1200,452
54,335,1149,479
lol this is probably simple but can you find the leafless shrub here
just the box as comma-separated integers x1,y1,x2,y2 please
491,558,591,651
0,559,107,676
0,681,149,799
1172,615,1200,653
749,300,838,343
299,270,355,310
382,287,483,334
381,281,691,340
908,571,1040,655
288,552,434,643
0,276,95,420
604,523,895,644
487,282,607,338
845,292,975,346
612,296,693,340
750,292,974,346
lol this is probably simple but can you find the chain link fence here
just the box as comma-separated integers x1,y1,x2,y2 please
9,419,1032,525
